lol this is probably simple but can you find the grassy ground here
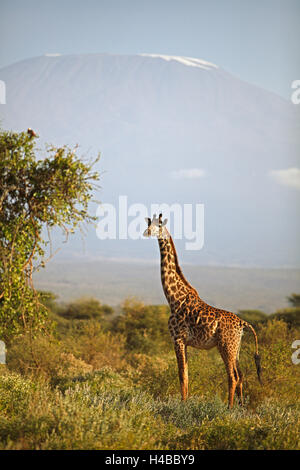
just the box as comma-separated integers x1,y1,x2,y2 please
0,299,299,450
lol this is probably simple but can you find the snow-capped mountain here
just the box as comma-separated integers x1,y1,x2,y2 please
0,53,299,267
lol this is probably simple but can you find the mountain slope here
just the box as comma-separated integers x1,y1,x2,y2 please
1,53,299,266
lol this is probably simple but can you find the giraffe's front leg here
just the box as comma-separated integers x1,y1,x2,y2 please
174,340,188,401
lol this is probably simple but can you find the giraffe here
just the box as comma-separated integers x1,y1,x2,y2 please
143,213,261,408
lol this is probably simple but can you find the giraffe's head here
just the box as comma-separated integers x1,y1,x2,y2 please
143,213,169,239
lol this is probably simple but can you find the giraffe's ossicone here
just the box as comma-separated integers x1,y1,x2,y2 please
143,213,261,408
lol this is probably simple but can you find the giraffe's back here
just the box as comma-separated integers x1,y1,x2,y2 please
169,296,244,350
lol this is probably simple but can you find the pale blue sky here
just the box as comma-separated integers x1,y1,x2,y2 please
0,0,299,98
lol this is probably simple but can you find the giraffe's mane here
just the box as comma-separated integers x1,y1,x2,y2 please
168,235,199,297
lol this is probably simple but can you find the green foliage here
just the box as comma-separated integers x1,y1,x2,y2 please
58,297,113,320
269,308,300,328
168,399,300,450
238,309,267,324
287,293,300,307
61,320,127,371
0,371,37,416
0,129,99,341
0,366,299,450
6,333,93,379
38,291,59,313
112,298,171,354
0,368,176,450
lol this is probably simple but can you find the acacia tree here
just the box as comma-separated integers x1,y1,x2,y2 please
0,129,100,342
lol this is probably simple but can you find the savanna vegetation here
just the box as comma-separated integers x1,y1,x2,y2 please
0,295,299,450
0,129,299,450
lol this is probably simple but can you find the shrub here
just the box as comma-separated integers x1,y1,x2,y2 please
0,371,36,416
112,298,171,354
6,334,92,379
238,309,267,324
63,320,127,371
269,308,300,328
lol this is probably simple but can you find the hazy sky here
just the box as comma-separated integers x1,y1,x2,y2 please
0,0,299,98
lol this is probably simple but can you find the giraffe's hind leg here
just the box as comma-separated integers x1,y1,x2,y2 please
174,340,188,401
235,360,244,406
217,326,245,408
235,330,244,405
217,345,239,408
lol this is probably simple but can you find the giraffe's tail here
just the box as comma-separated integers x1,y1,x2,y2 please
243,321,262,384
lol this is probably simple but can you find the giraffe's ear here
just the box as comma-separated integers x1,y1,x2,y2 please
158,213,163,227
145,217,151,226
162,218,168,226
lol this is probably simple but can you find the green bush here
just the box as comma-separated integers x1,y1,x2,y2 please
58,297,113,321
6,334,93,379
112,298,171,354
269,308,300,328
0,371,36,416
238,309,267,324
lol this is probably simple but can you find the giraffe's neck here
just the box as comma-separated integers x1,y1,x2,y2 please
158,234,198,309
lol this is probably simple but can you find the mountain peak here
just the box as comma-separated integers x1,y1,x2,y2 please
139,53,218,70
